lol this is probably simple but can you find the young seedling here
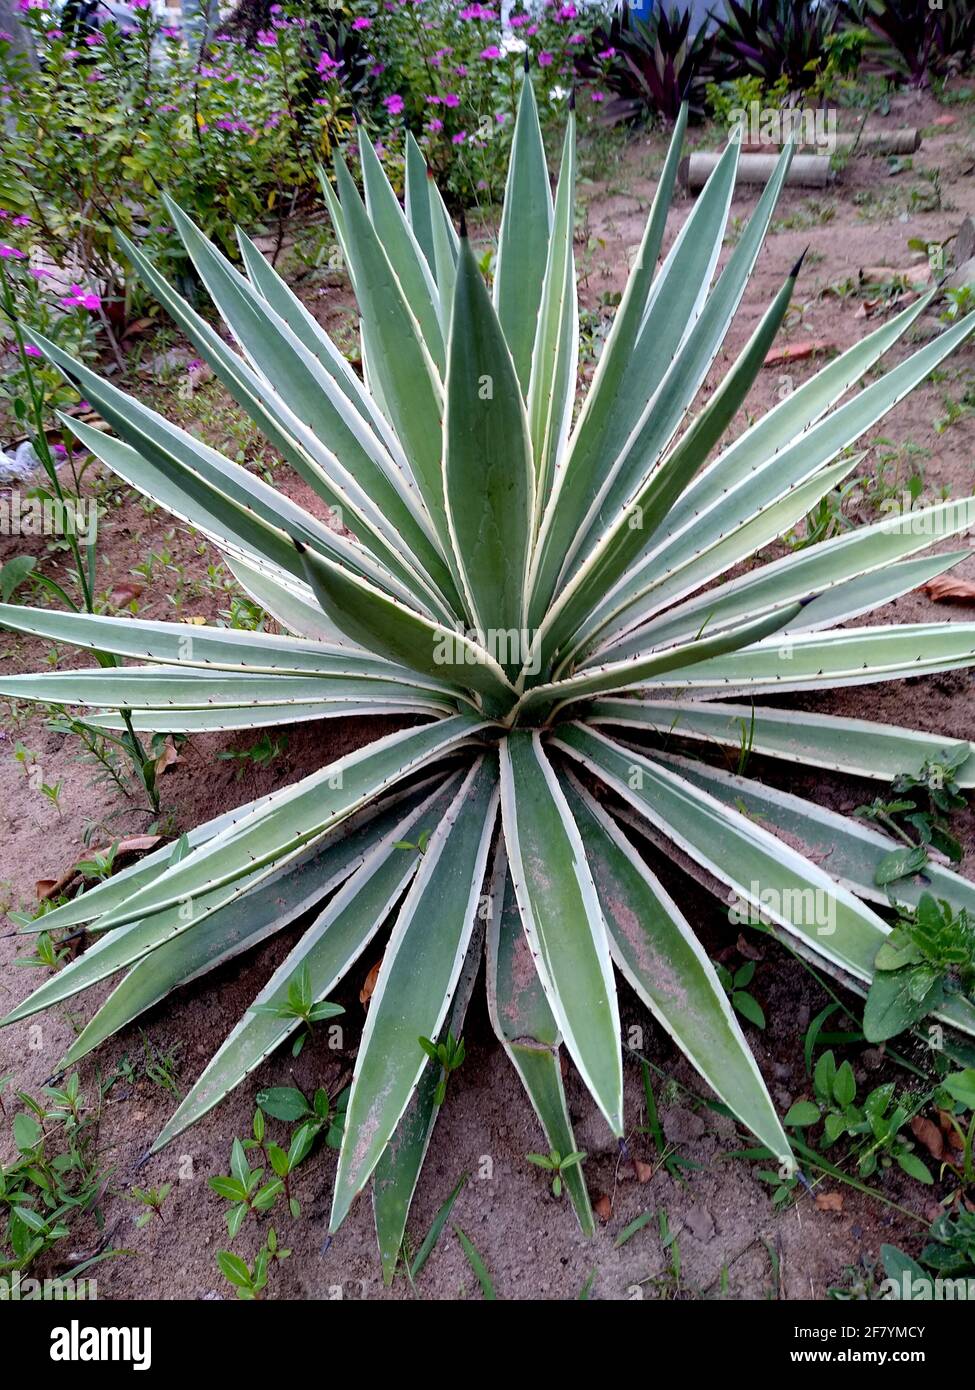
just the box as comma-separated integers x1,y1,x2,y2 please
855,745,970,883
921,1208,975,1275
216,733,287,780
14,930,69,973
0,1072,120,1278
255,1085,348,1149
248,964,344,1058
714,959,766,1029
864,893,975,1042
216,1227,290,1301
525,1149,587,1198
74,843,119,882
785,1049,932,1183
418,1031,465,1106
207,1138,284,1239
394,828,431,855
238,1089,348,1218
127,1183,171,1228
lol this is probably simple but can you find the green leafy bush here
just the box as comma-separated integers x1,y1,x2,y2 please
352,0,607,198
1,1,357,311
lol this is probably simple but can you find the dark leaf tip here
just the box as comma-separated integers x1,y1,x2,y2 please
790,245,810,280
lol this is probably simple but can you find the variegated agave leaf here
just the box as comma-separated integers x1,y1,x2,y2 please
5,81,975,1276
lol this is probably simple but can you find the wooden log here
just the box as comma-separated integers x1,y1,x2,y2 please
680,152,831,193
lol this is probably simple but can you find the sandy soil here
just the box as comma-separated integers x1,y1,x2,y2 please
2,87,975,1300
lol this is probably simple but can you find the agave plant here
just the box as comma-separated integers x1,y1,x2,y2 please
4,85,975,1274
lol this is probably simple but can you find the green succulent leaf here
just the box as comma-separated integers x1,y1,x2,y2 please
330,758,499,1229
7,83,975,1279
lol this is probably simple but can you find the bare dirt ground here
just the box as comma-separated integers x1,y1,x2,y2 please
2,87,975,1300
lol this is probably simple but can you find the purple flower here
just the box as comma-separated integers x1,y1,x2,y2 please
442,91,459,107
59,284,101,310
0,245,25,259
384,92,405,115
597,47,616,59
568,31,585,45
352,16,371,29
24,344,42,358
590,90,605,102
84,32,103,46
538,50,553,66
12,215,30,226
18,0,49,11
256,28,276,46
427,117,443,132
479,44,500,59
317,51,342,77
452,130,466,144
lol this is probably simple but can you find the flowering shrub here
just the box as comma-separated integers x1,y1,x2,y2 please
0,0,367,314
348,0,612,199
0,217,96,436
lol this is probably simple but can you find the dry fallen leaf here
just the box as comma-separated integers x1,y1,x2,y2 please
815,1191,844,1212
633,1158,653,1184
937,1109,966,1153
859,264,932,284
932,114,957,127
911,1114,944,1161
36,834,162,901
114,835,162,856
923,574,975,604
121,317,154,340
153,736,181,778
594,1195,613,1222
360,960,381,1006
855,297,881,319
763,341,836,367
736,933,764,961
109,581,144,608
